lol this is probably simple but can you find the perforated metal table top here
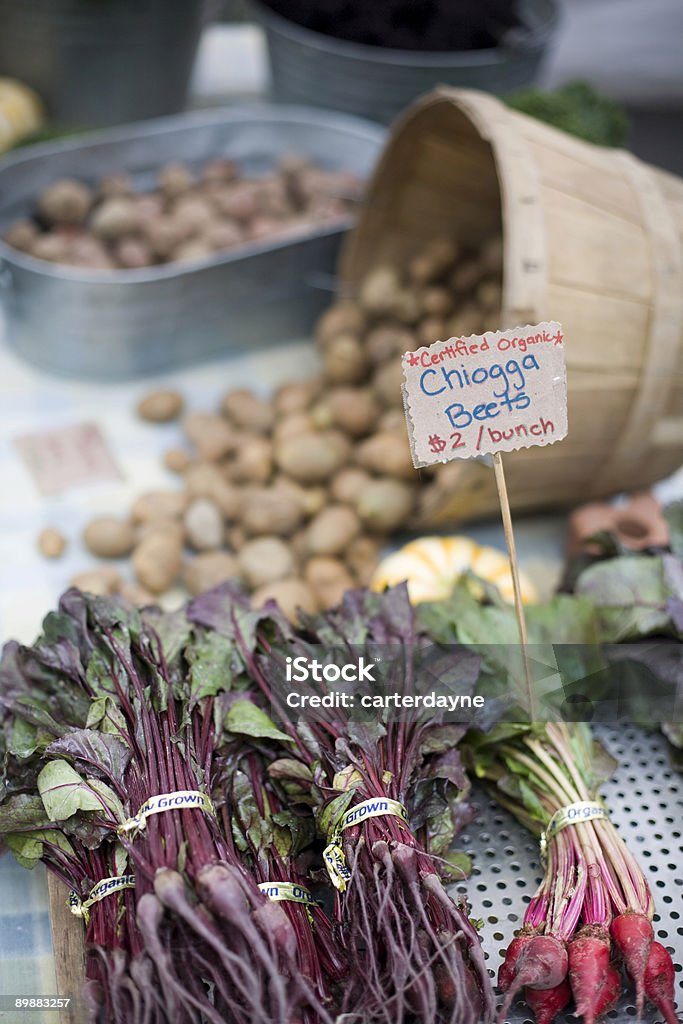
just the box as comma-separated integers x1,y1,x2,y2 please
453,726,683,1024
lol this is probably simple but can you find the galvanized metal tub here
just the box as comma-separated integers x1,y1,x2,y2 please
0,0,209,129
251,0,560,125
0,105,384,381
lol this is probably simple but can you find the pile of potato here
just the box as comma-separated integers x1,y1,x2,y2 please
3,156,361,270
49,234,502,619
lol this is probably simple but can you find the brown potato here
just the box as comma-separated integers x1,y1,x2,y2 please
408,238,458,285
325,387,378,438
450,259,484,295
163,448,191,473
315,302,364,346
273,379,321,415
366,324,413,365
238,536,295,588
183,413,236,461
372,362,404,408
137,388,184,423
359,266,401,316
480,235,503,274
173,239,213,263
231,436,273,484
172,196,213,237
183,463,241,520
476,279,502,312
184,498,224,551
91,198,140,241
323,334,369,385
117,581,155,606
304,557,353,610
38,179,92,226
330,467,371,505
71,566,121,596
115,238,152,269
250,578,317,620
306,505,360,557
273,412,316,445
183,551,240,596
221,388,274,434
4,219,38,252
99,173,133,200
132,532,182,593
275,432,347,484
356,479,414,533
241,487,303,537
131,490,188,524
213,181,260,223
420,286,453,318
346,535,383,584
37,526,66,559
204,221,243,251
447,304,485,339
273,477,327,518
66,235,114,269
83,516,134,559
201,158,238,185
144,216,186,260
158,162,194,200
355,431,414,481
416,316,446,347
31,233,71,263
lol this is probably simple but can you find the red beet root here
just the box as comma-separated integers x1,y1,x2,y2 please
498,929,535,992
591,964,622,1024
611,912,653,1016
568,927,611,1022
524,978,571,1024
497,935,568,1023
643,941,680,1024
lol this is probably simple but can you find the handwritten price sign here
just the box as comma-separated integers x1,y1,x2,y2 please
402,321,567,468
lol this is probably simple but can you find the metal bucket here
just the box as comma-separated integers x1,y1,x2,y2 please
0,105,384,381
0,0,208,128
251,0,560,125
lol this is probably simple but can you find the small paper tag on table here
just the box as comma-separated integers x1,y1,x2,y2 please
401,322,567,467
13,421,122,496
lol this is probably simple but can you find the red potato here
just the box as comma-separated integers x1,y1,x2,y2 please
497,935,568,1024
611,912,653,1016
643,941,679,1024
524,978,571,1024
568,927,611,1022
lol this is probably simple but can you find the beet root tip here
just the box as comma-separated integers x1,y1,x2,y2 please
644,941,680,1024
611,912,654,1017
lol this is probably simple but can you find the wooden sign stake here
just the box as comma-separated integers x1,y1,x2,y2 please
492,452,536,720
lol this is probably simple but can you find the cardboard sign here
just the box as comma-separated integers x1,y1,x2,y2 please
402,321,567,468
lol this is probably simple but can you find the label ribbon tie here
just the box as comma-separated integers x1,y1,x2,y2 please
258,881,319,925
117,790,215,837
323,797,409,893
68,874,136,925
540,800,609,864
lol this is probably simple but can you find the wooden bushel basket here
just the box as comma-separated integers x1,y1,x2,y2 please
340,88,683,525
